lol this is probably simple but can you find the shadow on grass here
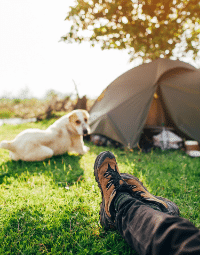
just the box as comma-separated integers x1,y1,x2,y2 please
0,153,84,186
2,205,135,255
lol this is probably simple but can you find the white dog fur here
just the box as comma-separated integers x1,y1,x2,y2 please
0,109,90,161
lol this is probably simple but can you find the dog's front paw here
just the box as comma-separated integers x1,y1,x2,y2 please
83,145,90,153
76,145,90,155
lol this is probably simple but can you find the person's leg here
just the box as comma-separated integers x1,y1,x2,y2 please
94,151,200,255
114,192,200,255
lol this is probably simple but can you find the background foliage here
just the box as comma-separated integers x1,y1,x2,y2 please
62,0,200,62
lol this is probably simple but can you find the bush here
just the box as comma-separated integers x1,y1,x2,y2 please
0,109,14,119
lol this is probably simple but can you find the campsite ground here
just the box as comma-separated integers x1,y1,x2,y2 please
0,119,200,254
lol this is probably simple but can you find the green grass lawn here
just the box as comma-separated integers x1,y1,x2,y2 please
0,120,200,254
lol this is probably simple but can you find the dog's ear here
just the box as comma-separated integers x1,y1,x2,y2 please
68,112,77,124
66,114,77,134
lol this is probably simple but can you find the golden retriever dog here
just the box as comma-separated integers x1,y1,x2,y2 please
0,109,90,161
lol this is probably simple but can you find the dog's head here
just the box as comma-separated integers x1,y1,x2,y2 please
68,109,90,136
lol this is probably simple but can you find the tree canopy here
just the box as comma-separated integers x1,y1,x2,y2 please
62,0,200,62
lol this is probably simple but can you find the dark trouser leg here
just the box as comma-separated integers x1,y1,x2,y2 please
114,193,200,255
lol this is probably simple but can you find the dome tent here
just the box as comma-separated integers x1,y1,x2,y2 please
89,58,200,148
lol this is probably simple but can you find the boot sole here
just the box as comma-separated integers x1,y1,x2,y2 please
94,151,118,230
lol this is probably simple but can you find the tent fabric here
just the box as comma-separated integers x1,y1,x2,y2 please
89,58,200,148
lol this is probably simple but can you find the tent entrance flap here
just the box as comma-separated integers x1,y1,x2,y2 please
145,85,175,129
145,91,165,127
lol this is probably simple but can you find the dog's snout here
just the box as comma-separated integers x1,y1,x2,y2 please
83,128,88,136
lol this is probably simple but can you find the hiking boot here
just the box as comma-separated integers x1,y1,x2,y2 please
94,151,180,230
120,173,180,216
94,151,133,229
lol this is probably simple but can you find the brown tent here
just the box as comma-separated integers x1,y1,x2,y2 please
89,58,200,148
